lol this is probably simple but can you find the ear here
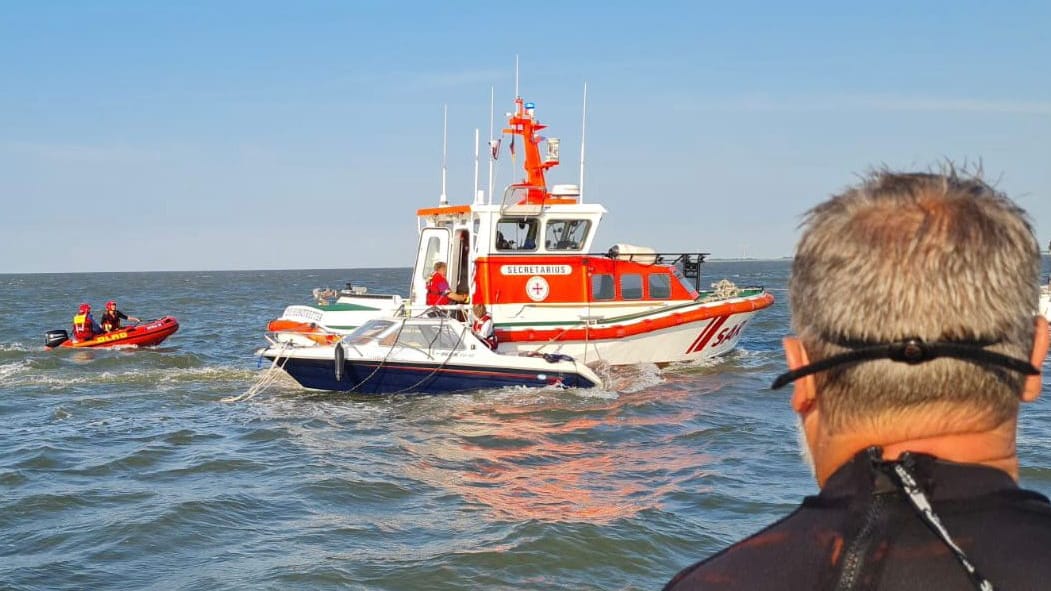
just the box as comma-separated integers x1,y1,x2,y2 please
1022,315,1049,402
783,337,817,413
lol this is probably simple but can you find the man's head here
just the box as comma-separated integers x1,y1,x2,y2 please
79,303,91,314
473,303,487,316
106,300,117,311
433,261,447,273
786,169,1046,439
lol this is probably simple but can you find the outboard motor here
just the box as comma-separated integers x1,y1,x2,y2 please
45,329,69,349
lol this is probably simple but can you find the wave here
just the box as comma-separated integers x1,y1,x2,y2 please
600,362,664,394
0,364,258,390
0,360,29,382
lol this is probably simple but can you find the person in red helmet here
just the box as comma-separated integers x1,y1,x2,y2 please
100,300,140,332
72,303,102,341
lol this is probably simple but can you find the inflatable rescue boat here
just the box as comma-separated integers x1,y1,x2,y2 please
45,316,180,349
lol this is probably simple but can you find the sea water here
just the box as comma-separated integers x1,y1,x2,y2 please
2,259,1050,590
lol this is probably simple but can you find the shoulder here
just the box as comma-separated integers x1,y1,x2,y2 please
664,506,818,591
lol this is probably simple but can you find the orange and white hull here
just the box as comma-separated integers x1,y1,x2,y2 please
493,292,773,365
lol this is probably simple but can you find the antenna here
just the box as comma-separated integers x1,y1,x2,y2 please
514,54,520,97
579,81,588,203
473,128,481,204
487,86,494,205
439,104,448,206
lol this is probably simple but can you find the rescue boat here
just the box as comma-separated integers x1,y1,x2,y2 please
402,94,774,366
264,91,775,366
45,316,180,349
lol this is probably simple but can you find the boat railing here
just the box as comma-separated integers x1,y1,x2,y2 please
602,249,710,292
401,303,470,319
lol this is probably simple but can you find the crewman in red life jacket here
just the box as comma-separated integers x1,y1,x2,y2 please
471,303,498,351
100,300,140,332
425,262,468,306
72,303,102,341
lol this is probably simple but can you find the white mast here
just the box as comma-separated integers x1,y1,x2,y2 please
579,82,588,203
514,55,520,97
473,128,482,204
439,104,449,206
487,86,495,205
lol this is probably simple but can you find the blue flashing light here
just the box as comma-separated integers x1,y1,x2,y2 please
525,102,535,109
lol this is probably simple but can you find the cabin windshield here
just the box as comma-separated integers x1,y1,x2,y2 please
393,322,469,351
496,218,540,252
344,320,396,345
544,219,590,251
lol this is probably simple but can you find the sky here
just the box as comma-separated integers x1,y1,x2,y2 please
2,0,1049,273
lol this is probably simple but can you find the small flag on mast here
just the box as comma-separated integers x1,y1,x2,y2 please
489,138,501,160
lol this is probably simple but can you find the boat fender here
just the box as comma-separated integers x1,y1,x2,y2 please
334,343,345,382
45,329,69,349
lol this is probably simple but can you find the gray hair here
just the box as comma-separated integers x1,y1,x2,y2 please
790,168,1040,430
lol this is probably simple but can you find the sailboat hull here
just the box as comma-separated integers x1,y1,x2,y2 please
278,357,597,394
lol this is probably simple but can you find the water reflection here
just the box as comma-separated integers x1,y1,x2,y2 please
400,386,717,524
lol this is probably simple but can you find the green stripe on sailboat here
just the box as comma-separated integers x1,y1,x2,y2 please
318,303,382,312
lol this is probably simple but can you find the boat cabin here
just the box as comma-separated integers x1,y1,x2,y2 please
408,96,711,329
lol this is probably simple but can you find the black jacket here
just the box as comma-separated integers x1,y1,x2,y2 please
664,449,1051,590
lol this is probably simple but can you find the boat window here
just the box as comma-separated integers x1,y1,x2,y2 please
544,219,590,251
648,273,671,299
496,218,539,251
591,274,615,300
392,324,428,348
422,235,443,280
621,274,643,300
672,267,700,299
392,323,468,351
433,324,468,350
345,320,396,345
